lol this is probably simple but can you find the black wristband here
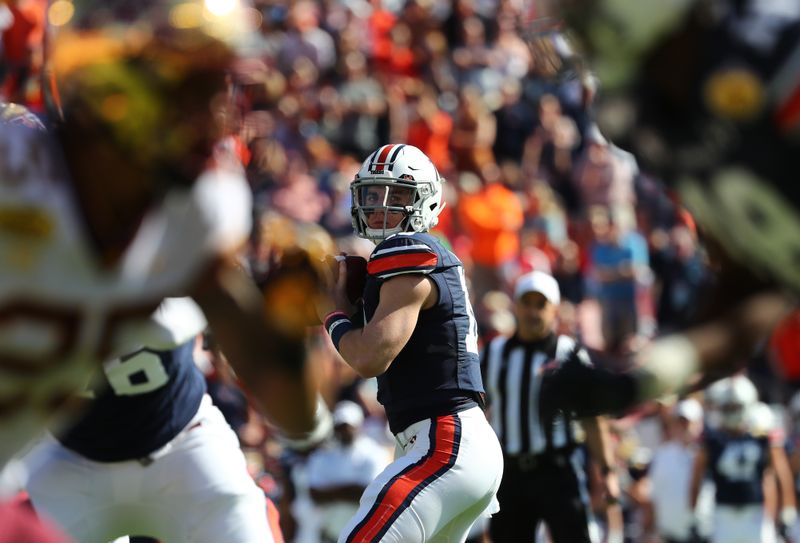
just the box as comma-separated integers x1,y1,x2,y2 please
324,311,353,352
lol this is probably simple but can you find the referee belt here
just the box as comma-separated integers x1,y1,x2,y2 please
503,451,571,472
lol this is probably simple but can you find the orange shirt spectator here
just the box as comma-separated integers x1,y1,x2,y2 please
457,181,523,267
378,23,417,78
406,88,453,172
367,3,395,66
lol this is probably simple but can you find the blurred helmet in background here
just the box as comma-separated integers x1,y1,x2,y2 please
712,375,759,432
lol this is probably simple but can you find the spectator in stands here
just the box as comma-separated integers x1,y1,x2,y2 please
409,83,454,170
588,207,650,353
331,51,386,158
493,79,536,164
450,85,497,175
552,239,586,306
277,1,335,75
570,125,638,225
523,95,580,213
456,170,524,302
650,225,711,334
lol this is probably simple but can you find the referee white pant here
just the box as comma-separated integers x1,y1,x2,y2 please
338,406,503,543
25,395,273,543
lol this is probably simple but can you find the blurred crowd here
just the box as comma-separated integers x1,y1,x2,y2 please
4,0,800,542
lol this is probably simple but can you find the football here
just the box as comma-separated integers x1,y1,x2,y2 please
325,254,368,305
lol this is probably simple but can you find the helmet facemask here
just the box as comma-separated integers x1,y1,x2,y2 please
351,144,444,243
351,176,433,242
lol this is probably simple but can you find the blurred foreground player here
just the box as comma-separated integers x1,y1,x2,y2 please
514,0,800,414
24,298,280,543
0,0,331,472
318,144,503,542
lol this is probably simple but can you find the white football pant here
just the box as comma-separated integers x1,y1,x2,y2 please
338,406,503,543
25,395,273,543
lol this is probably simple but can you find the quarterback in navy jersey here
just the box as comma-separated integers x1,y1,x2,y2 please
24,299,279,543
361,230,484,435
318,144,503,542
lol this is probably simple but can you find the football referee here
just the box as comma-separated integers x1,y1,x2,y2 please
482,271,620,543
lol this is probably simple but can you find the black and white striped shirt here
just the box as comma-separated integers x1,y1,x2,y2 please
481,333,591,456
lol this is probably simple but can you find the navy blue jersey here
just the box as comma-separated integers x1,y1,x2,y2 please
363,232,483,433
59,340,206,462
705,430,770,506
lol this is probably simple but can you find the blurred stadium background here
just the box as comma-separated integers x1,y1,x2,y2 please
3,0,800,541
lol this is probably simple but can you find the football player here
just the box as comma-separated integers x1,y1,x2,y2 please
689,376,795,543
519,0,799,413
317,144,504,542
24,298,281,542
0,0,331,473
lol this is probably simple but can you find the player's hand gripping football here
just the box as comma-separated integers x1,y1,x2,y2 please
314,254,368,323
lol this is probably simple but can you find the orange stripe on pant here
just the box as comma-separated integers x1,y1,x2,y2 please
346,415,460,542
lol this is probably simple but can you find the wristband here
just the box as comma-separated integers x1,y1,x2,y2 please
324,311,354,352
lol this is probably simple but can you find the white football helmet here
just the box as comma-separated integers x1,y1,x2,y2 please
712,375,759,431
351,144,444,243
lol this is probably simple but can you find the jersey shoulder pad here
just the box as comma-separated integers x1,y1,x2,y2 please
368,233,439,279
